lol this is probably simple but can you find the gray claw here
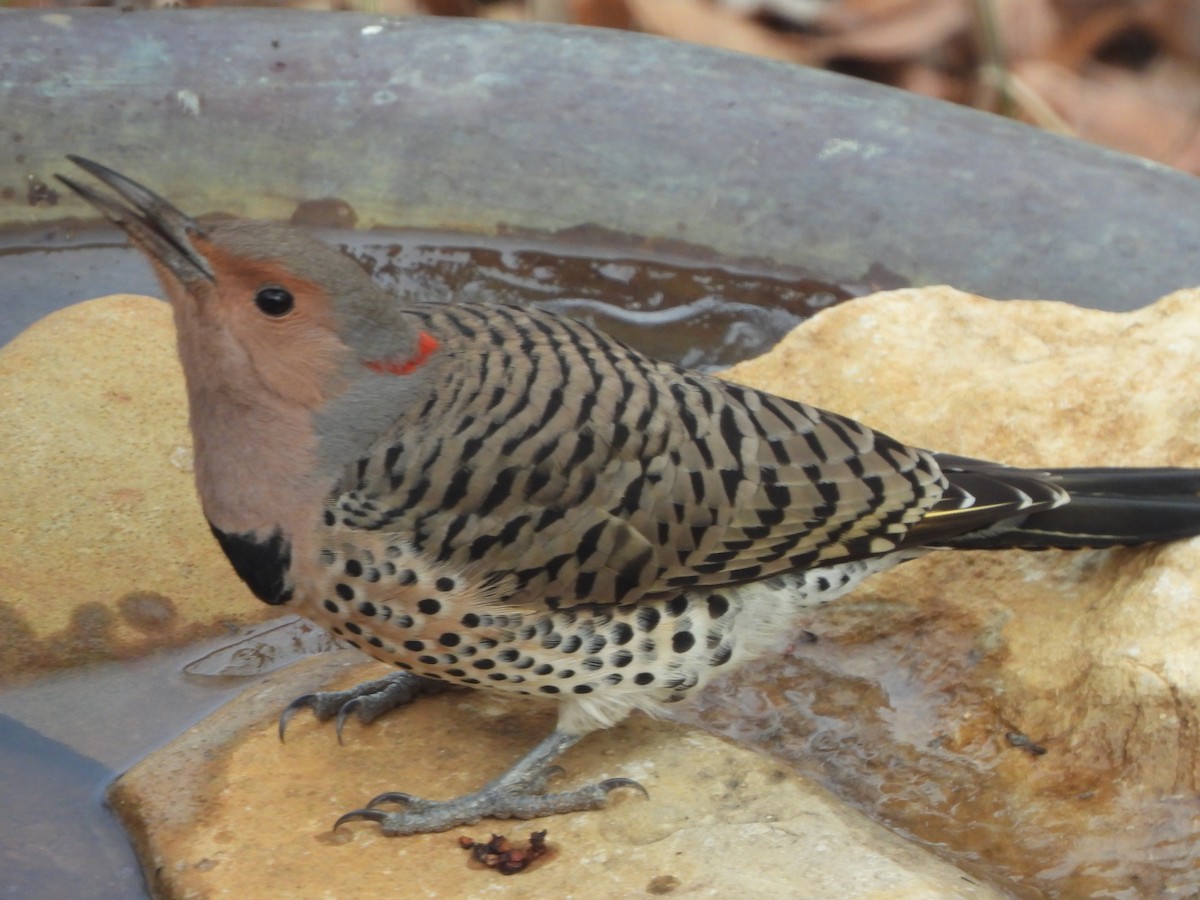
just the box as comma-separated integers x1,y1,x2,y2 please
277,672,445,743
600,777,649,800
367,791,419,808
333,807,390,830
334,697,361,745
278,693,318,741
523,764,565,793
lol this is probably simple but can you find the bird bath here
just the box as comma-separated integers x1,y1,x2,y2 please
3,11,1200,898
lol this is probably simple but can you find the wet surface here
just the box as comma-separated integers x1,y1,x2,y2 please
0,637,250,900
0,220,866,364
344,224,856,372
9,9,1200,316
17,597,1195,899
0,716,139,900
675,597,1200,899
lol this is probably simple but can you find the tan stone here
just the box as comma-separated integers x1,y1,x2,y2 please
50,286,1200,894
112,654,1004,899
719,286,1200,894
723,286,1200,781
0,296,266,679
724,286,1200,468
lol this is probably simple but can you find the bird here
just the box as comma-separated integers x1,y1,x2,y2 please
58,156,1200,836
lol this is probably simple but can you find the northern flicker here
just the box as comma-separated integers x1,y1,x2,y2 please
59,157,1200,836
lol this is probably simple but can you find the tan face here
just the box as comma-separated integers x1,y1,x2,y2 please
163,236,351,411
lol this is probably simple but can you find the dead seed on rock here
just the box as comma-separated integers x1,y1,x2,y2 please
459,830,550,875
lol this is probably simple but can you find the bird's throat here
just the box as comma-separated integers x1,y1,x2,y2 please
185,374,331,538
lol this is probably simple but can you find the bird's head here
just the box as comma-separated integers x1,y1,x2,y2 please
57,157,441,529
56,156,433,413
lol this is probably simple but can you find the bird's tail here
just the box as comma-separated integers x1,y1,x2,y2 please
902,453,1200,551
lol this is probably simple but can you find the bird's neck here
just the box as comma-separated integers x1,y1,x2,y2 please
311,353,445,473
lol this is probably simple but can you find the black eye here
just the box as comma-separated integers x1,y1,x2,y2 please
254,286,294,317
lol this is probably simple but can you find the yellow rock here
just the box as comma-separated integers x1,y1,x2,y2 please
112,654,1005,899
724,286,1200,785
725,286,1200,466
722,286,1200,894
26,286,1200,894
0,296,267,679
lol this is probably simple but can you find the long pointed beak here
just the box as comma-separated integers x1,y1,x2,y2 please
56,156,216,283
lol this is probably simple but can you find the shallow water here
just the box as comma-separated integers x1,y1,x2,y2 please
0,637,252,899
676,598,1200,898
0,220,863,360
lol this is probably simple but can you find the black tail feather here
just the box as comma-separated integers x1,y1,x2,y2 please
945,494,1200,549
907,454,1200,551
1044,467,1200,497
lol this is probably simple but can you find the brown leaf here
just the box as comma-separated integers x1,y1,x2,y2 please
480,0,527,19
570,0,634,29
420,0,477,15
1014,58,1200,175
987,0,1059,63
895,61,964,102
627,0,818,65
813,0,971,62
1041,2,1139,70
1140,0,1200,61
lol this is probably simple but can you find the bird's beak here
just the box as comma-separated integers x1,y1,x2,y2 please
56,156,216,284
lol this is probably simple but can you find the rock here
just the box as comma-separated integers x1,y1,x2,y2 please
715,285,1200,896
33,286,1200,895
0,296,266,680
724,286,1200,468
111,654,1005,899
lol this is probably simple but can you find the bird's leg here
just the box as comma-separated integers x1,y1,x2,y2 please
279,671,450,743
333,728,647,836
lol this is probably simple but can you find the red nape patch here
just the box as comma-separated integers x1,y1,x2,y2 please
365,331,440,376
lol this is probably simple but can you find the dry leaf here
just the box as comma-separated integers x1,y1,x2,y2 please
988,0,1059,62
714,0,826,24
1140,0,1200,60
570,0,634,29
1015,58,1200,174
480,0,527,19
627,0,817,65
813,0,971,62
421,0,478,15
895,61,962,101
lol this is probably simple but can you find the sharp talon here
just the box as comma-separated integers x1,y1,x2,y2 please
367,791,418,808
334,697,361,745
600,777,649,800
278,693,316,741
333,807,389,830
278,708,295,742
542,764,566,781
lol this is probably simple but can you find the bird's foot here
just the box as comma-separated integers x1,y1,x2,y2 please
279,670,448,742
334,767,647,836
